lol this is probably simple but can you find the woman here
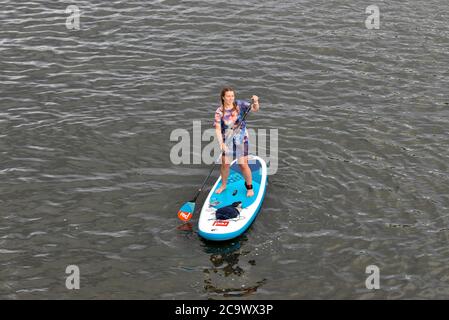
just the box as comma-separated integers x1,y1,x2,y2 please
214,87,260,197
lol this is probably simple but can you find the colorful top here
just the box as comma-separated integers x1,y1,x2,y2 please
214,100,251,145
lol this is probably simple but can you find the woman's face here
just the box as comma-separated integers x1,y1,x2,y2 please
223,90,235,105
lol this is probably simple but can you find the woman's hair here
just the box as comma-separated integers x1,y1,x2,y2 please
220,87,238,114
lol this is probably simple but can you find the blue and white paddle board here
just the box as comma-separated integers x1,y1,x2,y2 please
198,155,268,241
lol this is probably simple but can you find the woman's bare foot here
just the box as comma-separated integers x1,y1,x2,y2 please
215,185,227,194
246,189,254,197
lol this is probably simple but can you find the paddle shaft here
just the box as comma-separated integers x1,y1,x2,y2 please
190,100,253,203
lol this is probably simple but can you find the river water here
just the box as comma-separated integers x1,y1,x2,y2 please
1,0,449,299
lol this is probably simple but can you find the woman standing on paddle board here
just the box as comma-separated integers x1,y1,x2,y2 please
214,87,260,197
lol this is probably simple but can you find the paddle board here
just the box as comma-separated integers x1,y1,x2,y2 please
198,155,268,241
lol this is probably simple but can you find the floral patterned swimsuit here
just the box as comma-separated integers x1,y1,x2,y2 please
214,100,251,159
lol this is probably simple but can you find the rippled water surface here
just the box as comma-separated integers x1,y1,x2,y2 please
1,0,449,299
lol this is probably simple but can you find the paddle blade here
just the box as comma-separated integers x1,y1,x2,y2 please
177,201,195,222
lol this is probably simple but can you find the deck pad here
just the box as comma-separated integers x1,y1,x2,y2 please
209,170,261,209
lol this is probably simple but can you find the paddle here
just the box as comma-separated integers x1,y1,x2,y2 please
177,99,254,222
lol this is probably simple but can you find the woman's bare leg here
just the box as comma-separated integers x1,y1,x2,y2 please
215,155,230,194
238,156,254,197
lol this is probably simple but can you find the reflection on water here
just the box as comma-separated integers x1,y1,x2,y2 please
176,222,193,232
201,236,267,298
